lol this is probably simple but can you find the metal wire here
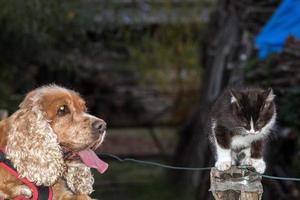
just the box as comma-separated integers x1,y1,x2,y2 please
100,152,212,171
258,173,300,182
100,152,300,182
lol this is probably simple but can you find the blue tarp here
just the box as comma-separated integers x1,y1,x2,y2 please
255,0,300,60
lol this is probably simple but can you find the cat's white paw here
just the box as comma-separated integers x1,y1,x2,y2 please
215,160,232,171
241,158,252,166
240,158,266,173
251,158,266,173
231,159,236,165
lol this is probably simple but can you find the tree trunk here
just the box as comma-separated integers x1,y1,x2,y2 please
172,0,277,199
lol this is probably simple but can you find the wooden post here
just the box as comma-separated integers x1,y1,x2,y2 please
210,166,263,200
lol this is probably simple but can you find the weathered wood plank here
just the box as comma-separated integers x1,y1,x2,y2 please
210,166,263,200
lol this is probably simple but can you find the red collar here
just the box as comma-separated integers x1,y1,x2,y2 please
0,148,53,200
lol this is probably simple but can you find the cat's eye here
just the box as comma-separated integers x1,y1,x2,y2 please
241,122,247,127
262,102,271,110
257,121,264,127
57,105,70,116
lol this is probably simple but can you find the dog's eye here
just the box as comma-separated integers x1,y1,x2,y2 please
57,105,70,116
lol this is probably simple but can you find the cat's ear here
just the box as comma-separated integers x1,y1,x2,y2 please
264,88,275,102
229,89,241,104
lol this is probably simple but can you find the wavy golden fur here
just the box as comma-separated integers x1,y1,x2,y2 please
0,85,107,200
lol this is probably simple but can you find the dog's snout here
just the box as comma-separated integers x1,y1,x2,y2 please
92,120,106,134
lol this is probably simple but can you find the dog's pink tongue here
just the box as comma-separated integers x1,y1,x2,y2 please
78,149,108,174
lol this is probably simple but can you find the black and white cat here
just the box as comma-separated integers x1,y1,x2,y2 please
209,87,276,173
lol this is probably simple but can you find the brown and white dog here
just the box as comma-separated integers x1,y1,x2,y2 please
0,85,108,200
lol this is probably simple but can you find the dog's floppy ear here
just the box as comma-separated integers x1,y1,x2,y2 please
64,161,94,195
5,92,65,186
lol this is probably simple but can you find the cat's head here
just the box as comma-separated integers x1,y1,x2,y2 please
230,87,276,135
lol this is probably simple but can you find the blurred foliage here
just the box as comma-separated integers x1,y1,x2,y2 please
124,24,204,118
127,25,203,92
279,89,300,130
0,0,208,119
0,0,93,111
0,0,92,65
245,55,300,131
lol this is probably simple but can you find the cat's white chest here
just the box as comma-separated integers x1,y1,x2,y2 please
231,134,264,149
231,113,276,149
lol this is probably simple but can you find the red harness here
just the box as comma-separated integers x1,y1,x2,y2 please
0,149,53,200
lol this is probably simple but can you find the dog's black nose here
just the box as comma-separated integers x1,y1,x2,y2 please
92,120,106,134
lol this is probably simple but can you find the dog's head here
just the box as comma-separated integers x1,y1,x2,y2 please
5,85,107,186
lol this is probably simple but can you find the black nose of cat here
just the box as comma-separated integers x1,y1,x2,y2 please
92,120,106,134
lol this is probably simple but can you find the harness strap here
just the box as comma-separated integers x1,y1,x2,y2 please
37,187,52,200
0,150,52,200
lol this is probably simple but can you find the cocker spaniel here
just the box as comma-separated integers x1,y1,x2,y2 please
0,85,108,200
